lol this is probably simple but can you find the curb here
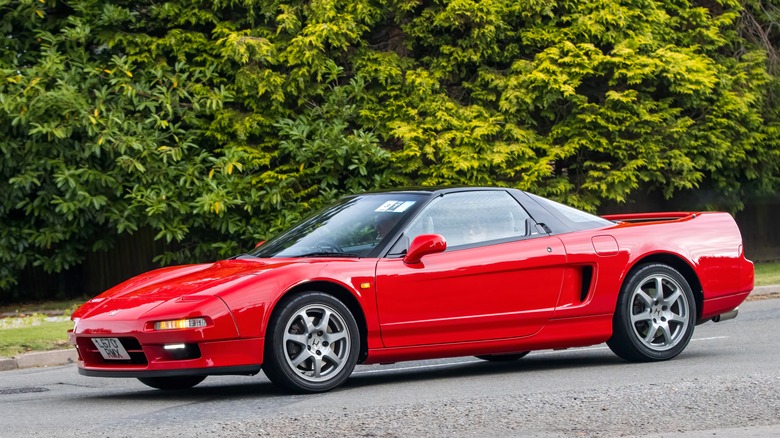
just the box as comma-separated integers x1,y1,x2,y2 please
751,284,780,295
0,349,77,372
0,286,777,372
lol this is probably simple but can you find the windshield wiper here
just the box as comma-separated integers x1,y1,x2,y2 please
294,252,362,258
230,254,256,260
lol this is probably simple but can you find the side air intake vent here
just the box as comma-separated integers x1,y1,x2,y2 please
580,266,594,302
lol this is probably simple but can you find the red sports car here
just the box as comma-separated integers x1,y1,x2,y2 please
70,187,754,393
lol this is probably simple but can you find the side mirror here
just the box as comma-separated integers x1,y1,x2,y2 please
404,234,446,265
254,240,266,248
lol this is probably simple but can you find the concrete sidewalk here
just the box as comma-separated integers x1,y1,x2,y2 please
750,284,780,295
1,285,778,372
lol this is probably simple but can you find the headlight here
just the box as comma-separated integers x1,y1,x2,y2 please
153,317,208,331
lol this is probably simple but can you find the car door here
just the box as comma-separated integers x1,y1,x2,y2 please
374,190,567,348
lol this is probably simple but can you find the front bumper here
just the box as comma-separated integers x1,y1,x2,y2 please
73,336,264,377
71,295,265,377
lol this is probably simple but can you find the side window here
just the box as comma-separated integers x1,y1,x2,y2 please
403,191,532,250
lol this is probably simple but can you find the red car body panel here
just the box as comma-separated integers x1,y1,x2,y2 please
375,236,566,347
601,212,753,319
70,190,753,380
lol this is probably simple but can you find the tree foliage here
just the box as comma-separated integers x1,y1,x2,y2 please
0,0,778,297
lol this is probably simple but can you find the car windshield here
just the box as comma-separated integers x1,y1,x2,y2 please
248,193,428,258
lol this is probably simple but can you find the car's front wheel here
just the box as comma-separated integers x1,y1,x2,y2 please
137,375,206,390
263,292,360,393
608,263,696,362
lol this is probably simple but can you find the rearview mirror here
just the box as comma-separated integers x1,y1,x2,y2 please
404,234,446,264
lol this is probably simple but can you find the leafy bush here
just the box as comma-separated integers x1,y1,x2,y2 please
0,0,778,297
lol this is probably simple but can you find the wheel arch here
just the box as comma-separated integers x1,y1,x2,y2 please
268,280,369,363
623,253,703,320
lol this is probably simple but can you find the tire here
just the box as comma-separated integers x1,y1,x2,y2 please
475,352,530,362
607,263,696,362
137,375,206,390
263,292,360,393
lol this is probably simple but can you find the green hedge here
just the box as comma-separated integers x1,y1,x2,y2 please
1,0,779,298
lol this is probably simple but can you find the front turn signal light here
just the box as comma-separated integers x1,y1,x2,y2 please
154,317,208,331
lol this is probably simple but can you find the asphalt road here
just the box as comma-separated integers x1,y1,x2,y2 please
1,298,778,438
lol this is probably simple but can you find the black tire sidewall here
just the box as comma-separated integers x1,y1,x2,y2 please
475,352,530,362
137,375,206,390
264,292,360,393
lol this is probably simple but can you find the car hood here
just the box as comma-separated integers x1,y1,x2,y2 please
72,258,301,320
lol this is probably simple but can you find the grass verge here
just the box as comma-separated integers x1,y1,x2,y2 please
0,320,73,357
755,261,780,287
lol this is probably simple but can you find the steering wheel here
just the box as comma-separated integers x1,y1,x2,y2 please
314,240,343,253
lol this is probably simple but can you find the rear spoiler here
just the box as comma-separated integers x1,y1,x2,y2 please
601,212,699,223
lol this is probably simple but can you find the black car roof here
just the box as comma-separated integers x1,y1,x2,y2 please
360,186,518,196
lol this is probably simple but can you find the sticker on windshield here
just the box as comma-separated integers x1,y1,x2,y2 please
375,200,416,213
394,201,415,212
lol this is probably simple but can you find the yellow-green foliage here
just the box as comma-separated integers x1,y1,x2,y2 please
1,0,779,297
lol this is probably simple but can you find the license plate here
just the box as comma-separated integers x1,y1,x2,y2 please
91,338,131,360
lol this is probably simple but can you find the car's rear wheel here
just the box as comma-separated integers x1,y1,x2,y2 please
608,263,696,362
263,292,360,393
475,352,530,362
137,375,206,390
